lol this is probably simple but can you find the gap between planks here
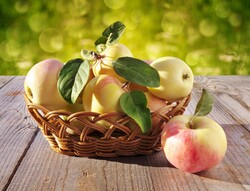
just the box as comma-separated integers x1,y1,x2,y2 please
0,76,16,89
2,128,39,191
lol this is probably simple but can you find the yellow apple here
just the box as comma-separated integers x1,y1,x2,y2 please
148,57,194,101
92,43,133,82
24,59,71,110
82,74,126,114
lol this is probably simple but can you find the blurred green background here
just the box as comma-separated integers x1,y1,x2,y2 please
1,0,249,75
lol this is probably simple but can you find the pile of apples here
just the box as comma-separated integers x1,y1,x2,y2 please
24,21,227,174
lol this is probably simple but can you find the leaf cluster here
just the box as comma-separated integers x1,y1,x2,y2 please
57,21,160,133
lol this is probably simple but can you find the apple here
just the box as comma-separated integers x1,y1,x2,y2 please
161,115,227,173
148,56,194,101
82,74,126,114
24,59,71,110
145,92,166,113
145,92,167,128
92,43,133,82
128,82,148,92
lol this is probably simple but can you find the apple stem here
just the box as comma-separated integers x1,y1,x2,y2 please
122,81,130,89
187,116,195,129
187,121,194,129
92,51,105,60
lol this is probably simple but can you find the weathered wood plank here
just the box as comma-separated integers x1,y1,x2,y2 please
0,76,38,190
6,129,250,191
5,76,250,191
194,76,250,131
0,76,15,88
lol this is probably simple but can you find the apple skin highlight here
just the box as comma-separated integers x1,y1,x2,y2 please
82,75,126,114
161,115,227,173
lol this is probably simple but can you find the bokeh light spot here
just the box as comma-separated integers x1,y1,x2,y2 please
186,51,200,66
0,41,12,61
15,1,29,13
6,41,21,57
16,61,33,71
199,19,217,37
215,2,231,18
28,13,47,32
130,10,143,23
102,12,118,26
161,11,184,35
104,0,126,9
124,18,137,30
39,28,63,53
6,23,29,41
228,13,242,27
146,43,162,59
68,0,88,16
123,10,142,30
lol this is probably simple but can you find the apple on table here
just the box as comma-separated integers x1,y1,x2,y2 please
161,89,227,173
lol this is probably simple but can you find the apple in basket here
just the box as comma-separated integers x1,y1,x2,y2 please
91,43,133,83
161,90,227,173
24,59,72,110
82,74,126,114
148,56,194,102
24,59,94,135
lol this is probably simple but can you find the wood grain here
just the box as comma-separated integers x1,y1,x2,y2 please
0,76,38,191
194,76,250,131
0,76,15,88
0,76,250,191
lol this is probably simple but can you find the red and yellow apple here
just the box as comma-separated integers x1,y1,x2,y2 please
161,115,227,173
92,43,133,82
24,59,71,110
145,92,166,112
148,57,194,101
82,74,126,113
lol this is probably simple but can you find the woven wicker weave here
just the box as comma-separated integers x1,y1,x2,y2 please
24,94,191,157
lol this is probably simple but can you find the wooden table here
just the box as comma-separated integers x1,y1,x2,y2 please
0,76,250,191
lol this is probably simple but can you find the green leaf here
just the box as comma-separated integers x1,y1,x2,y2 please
194,89,213,117
94,36,107,53
95,36,108,46
102,21,126,46
120,90,152,133
113,57,160,87
57,58,90,104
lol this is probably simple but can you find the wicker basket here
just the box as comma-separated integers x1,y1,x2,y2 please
24,94,191,157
